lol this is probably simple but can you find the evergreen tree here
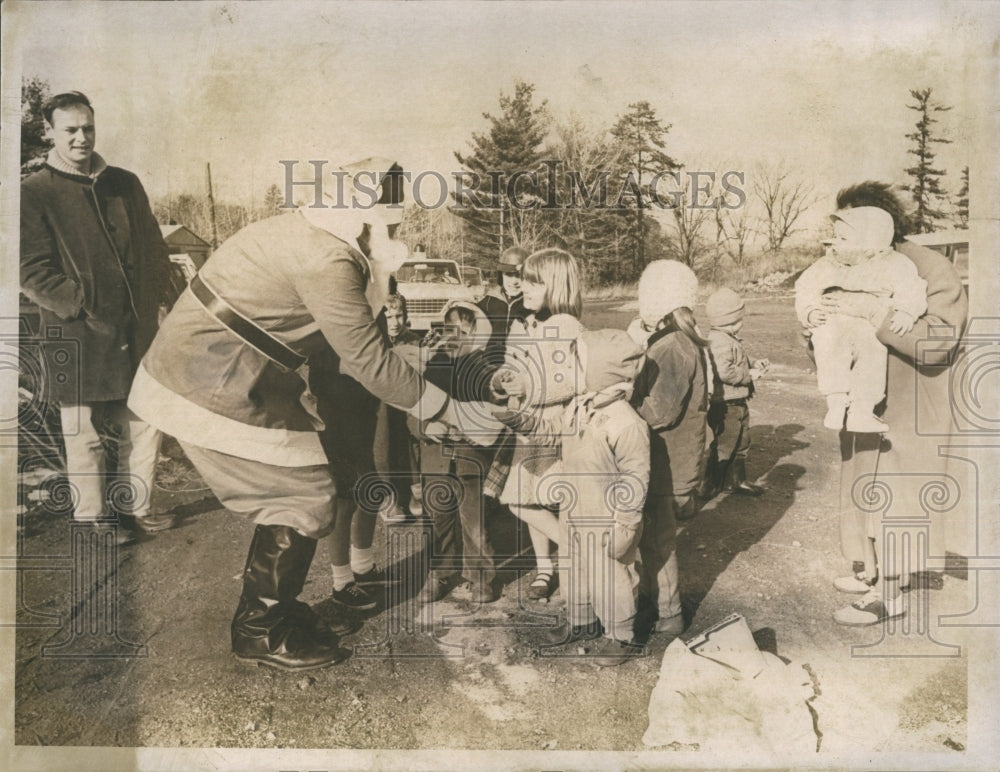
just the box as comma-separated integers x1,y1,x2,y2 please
609,101,678,274
21,76,52,177
902,87,952,233
544,116,627,283
453,80,550,260
262,183,285,219
955,165,969,229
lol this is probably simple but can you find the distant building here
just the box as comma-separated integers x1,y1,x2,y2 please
159,223,212,306
160,223,211,270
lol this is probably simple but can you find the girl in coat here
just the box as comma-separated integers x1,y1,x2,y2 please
490,248,584,600
630,260,710,636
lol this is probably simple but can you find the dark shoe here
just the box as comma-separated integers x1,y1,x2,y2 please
588,637,645,667
723,458,763,496
728,482,765,497
232,525,351,670
133,512,178,533
450,579,500,604
653,613,685,637
543,620,603,645
288,601,362,642
331,581,378,611
526,571,557,600
353,564,398,586
417,574,456,604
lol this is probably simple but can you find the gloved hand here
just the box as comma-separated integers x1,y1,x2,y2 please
607,522,641,562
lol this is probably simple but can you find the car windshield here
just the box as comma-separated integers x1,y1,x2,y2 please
461,268,483,286
396,263,461,283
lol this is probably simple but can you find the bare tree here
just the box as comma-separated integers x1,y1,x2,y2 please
720,203,756,269
663,180,713,268
753,163,817,252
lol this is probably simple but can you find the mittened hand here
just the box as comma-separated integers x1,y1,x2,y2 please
889,310,917,335
607,523,640,562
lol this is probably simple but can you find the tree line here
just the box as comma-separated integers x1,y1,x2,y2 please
21,77,968,287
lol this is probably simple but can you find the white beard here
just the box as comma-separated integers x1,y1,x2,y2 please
366,223,409,311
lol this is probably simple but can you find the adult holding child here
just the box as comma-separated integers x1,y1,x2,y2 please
820,182,967,626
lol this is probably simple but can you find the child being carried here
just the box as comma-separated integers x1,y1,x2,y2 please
795,206,927,433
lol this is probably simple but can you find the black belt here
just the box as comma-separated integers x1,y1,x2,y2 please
190,273,306,372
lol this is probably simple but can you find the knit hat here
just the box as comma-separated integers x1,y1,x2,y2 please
442,299,493,341
637,260,699,327
829,206,894,253
705,288,745,328
498,246,528,274
576,329,645,392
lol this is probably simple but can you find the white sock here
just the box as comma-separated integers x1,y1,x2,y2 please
535,556,555,575
351,547,375,576
331,563,354,591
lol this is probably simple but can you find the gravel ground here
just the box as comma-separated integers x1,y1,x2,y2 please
11,294,984,769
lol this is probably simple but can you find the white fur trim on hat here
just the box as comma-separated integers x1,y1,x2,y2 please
638,260,699,326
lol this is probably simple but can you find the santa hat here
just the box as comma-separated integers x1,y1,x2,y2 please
300,156,405,249
638,260,699,327
705,288,745,328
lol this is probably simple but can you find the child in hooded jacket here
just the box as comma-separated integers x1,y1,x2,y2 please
406,300,505,604
704,288,769,498
496,328,649,666
629,260,710,637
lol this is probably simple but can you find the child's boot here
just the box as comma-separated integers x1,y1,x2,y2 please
845,403,889,434
823,393,849,431
723,458,765,497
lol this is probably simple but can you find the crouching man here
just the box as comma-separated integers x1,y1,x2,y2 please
128,158,461,670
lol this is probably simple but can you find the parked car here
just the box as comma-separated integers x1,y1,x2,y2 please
393,258,476,332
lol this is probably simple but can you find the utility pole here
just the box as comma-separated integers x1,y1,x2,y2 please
206,162,219,249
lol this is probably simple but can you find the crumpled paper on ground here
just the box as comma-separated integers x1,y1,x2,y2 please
643,614,817,753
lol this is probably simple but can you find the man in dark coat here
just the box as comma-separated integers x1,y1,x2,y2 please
20,91,175,537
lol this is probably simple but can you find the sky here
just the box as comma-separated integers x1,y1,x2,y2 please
3,0,997,237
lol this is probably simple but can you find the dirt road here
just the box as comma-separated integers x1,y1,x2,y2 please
13,294,971,761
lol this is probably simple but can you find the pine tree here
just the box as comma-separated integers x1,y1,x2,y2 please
262,183,284,219
544,116,627,283
902,88,952,233
453,80,550,260
955,165,969,229
609,101,678,274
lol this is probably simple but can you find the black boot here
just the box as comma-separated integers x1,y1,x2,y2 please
232,525,351,670
724,457,765,497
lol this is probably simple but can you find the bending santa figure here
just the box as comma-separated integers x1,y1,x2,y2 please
129,158,459,670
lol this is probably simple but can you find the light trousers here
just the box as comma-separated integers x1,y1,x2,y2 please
60,401,160,520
